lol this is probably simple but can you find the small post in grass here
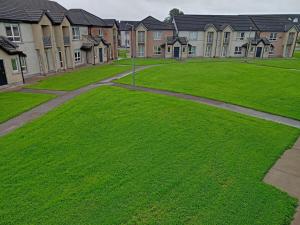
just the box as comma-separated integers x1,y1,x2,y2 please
127,23,135,86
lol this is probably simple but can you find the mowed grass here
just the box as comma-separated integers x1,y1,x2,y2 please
294,50,300,58
0,92,55,123
118,49,129,58
247,58,300,70
0,86,299,224
115,58,178,66
118,61,300,120
27,64,131,91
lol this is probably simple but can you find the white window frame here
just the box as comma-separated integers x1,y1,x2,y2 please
269,32,277,41
224,32,231,43
153,46,161,55
153,31,162,41
234,46,242,55
137,45,145,57
189,32,198,41
189,46,196,55
167,46,171,53
99,29,104,38
11,57,19,73
72,27,80,40
138,31,145,43
20,57,27,72
74,49,81,63
5,24,21,42
205,45,212,56
238,32,245,40
207,32,214,43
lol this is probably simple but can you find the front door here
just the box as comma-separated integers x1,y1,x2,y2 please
99,48,103,63
0,60,8,86
256,47,262,58
174,47,180,58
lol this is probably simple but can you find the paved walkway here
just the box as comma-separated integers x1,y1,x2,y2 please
264,137,300,225
112,83,300,129
0,66,150,137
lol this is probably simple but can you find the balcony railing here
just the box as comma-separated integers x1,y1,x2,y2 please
43,36,52,48
138,38,145,44
64,36,70,46
207,39,213,44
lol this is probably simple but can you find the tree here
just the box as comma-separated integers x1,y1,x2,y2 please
164,8,184,23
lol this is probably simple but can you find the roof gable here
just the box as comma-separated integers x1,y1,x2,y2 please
136,16,174,31
67,9,106,27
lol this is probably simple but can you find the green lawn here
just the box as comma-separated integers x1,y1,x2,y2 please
115,58,178,66
0,92,55,123
0,86,299,224
117,61,300,120
247,58,300,70
26,65,131,91
294,50,300,59
118,49,129,58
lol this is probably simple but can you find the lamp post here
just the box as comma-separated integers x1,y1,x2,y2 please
126,23,135,86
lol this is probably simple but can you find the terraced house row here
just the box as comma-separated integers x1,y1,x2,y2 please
0,0,118,86
120,14,300,59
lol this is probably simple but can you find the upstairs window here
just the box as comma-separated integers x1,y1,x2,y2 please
207,32,214,43
138,31,145,43
5,24,21,42
269,32,277,41
99,29,104,38
72,27,80,40
238,32,245,40
189,32,198,41
153,31,162,40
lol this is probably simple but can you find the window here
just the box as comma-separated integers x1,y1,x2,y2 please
189,32,198,41
154,46,162,55
238,32,245,40
74,49,81,63
168,46,171,53
11,58,19,72
222,46,228,57
264,46,269,52
288,32,296,44
224,32,230,43
182,47,186,53
234,46,242,55
269,45,274,55
207,32,214,43
99,29,104,38
189,46,196,55
205,45,212,56
72,27,80,40
5,24,21,42
250,47,255,52
138,45,145,57
153,31,162,40
20,57,27,71
138,31,145,43
269,32,277,41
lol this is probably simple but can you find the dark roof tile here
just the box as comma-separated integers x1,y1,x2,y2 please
136,16,174,30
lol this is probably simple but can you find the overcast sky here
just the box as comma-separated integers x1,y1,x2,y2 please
56,0,300,21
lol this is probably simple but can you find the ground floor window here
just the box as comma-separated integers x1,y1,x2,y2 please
74,49,81,63
138,45,145,57
11,57,19,73
154,46,162,55
20,57,27,72
205,45,212,57
234,47,242,55
189,46,196,55
222,46,228,57
269,46,274,54
168,46,171,53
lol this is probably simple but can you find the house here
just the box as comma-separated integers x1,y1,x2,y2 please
0,0,74,86
119,21,139,48
249,15,300,58
132,16,175,58
173,15,259,58
66,9,110,66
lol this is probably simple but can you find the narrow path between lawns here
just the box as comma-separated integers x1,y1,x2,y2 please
112,83,300,129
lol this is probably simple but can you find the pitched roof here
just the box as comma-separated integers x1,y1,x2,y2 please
66,9,106,26
249,14,300,32
166,36,188,45
0,36,26,56
174,15,258,31
102,19,118,28
0,0,67,24
119,21,139,31
137,16,174,30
